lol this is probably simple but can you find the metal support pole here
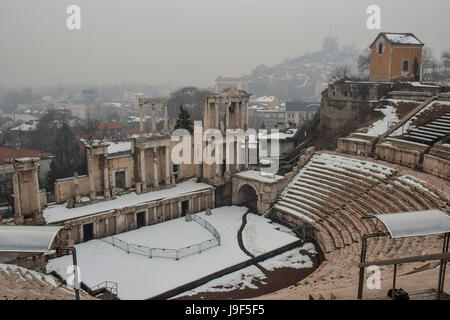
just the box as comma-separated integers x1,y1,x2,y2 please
357,235,368,300
71,247,80,301
437,233,449,300
392,264,397,300
357,231,388,300
57,247,80,300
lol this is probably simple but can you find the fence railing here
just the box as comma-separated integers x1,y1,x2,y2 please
103,214,220,260
81,280,118,300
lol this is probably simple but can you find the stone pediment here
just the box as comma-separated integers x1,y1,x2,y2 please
221,87,250,98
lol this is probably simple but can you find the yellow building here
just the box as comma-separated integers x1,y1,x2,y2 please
369,32,424,82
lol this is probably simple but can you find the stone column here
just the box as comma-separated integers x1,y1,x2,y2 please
138,103,144,134
33,168,41,212
73,171,81,203
165,145,170,185
88,151,96,200
245,100,249,169
153,147,159,188
140,149,147,190
214,103,219,128
225,102,231,174
215,145,221,177
151,104,156,134
245,100,249,129
103,156,110,198
164,103,168,133
12,173,22,220
225,102,230,129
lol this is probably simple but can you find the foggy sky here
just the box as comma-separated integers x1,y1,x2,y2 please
1,0,449,88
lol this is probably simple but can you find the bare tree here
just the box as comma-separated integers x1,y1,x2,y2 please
422,46,438,81
357,48,371,75
80,119,101,143
442,50,450,80
329,64,351,82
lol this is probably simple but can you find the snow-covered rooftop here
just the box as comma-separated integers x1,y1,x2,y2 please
235,170,284,183
384,33,422,45
106,141,132,155
10,123,37,132
44,179,214,224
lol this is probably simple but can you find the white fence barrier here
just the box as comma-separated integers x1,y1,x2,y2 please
103,214,220,260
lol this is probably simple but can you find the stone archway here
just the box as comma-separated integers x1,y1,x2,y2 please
237,184,259,213
232,172,286,215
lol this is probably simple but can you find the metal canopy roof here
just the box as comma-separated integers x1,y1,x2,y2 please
0,225,63,253
374,210,450,239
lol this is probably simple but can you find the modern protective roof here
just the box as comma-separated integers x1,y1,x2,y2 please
374,210,450,239
0,225,63,253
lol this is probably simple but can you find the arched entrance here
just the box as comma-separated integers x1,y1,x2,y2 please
237,184,258,213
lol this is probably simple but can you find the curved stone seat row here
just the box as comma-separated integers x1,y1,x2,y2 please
272,153,449,299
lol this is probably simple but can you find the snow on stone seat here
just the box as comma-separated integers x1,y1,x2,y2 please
423,124,450,131
410,128,446,137
0,264,94,300
274,203,315,223
407,130,440,139
308,163,381,183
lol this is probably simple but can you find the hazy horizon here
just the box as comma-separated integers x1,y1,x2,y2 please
1,0,449,88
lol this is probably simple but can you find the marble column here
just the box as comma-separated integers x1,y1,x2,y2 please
164,103,168,133
151,105,156,134
88,152,96,200
33,168,41,212
139,103,144,134
214,103,219,128
165,145,170,185
103,156,110,198
153,148,159,188
12,173,21,217
140,149,147,190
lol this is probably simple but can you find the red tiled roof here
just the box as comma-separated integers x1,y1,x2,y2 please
124,128,139,136
0,147,53,165
98,122,125,129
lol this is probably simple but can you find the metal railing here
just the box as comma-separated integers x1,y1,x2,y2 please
103,214,220,260
86,281,118,300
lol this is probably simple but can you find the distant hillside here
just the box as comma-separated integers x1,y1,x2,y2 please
246,36,359,100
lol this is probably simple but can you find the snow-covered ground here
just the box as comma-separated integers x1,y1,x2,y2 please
108,218,213,249
47,206,298,300
173,243,316,298
44,179,213,224
243,214,297,256
173,265,267,297
363,105,399,137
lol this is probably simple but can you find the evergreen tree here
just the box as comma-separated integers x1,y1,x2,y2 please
174,105,194,134
45,123,82,190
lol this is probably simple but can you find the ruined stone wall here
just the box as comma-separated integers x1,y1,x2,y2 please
337,136,374,156
18,170,40,216
375,141,426,168
108,156,135,189
54,176,90,203
61,189,215,244
423,144,450,180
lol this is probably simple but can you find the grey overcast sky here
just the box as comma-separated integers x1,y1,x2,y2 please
1,0,449,88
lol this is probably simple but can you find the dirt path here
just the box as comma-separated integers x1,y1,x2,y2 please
175,242,324,300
